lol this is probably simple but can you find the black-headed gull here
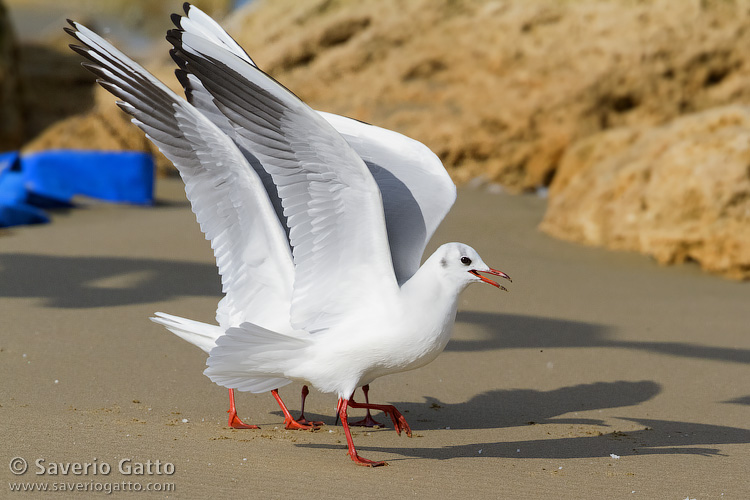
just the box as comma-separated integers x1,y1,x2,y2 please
66,4,510,466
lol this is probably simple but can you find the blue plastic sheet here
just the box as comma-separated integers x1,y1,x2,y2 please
0,150,154,228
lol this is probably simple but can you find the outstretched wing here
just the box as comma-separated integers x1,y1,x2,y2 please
169,29,400,333
173,4,290,245
173,4,456,284
317,112,456,283
66,21,294,329
172,3,256,67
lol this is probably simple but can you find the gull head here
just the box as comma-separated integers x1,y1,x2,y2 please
435,243,511,291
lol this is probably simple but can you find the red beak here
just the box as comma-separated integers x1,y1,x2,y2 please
469,268,511,291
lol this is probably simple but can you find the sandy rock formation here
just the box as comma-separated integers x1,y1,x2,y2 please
13,0,750,279
22,0,750,191
6,0,232,155
540,106,750,280
222,0,750,191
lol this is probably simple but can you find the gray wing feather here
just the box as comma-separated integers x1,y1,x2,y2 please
171,6,456,284
170,30,399,333
67,22,294,330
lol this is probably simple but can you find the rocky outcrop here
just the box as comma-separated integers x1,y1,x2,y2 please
540,106,750,280
222,0,750,192
8,0,232,154
22,0,750,192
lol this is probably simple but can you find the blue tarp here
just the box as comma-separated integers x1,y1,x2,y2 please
0,150,154,228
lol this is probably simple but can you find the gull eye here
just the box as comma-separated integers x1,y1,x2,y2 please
460,256,472,265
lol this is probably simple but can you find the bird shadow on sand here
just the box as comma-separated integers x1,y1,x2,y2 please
388,380,661,430
304,417,750,461
723,395,750,406
267,381,649,429
270,380,659,430
451,311,750,365
296,381,750,460
0,253,220,308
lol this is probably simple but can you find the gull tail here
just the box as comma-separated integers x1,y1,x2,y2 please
204,322,307,393
150,312,223,353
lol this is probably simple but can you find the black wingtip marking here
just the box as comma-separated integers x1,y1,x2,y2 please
166,28,183,43
66,19,76,28
115,100,136,116
80,61,102,73
174,69,194,103
97,80,119,95
170,13,183,29
169,48,188,69
68,44,89,58
183,2,191,15
174,68,189,86
81,62,113,83
165,32,183,53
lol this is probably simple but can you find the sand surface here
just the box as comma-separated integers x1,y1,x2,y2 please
1,178,749,498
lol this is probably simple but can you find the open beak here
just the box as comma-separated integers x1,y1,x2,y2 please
469,268,512,291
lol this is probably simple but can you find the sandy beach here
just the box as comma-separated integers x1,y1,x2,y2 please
0,178,748,498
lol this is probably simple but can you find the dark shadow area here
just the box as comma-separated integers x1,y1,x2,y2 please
452,311,750,365
151,197,192,209
295,380,748,461
299,418,750,461
723,395,750,406
380,381,661,430
0,253,220,308
272,381,658,430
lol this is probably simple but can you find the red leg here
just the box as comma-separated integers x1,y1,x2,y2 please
338,398,387,467
348,395,411,437
297,385,325,427
227,389,259,429
272,388,320,430
349,384,385,428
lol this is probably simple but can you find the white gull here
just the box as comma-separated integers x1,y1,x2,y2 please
66,4,510,466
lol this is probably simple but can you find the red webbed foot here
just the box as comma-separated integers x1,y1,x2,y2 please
296,385,325,428
385,406,411,437
348,398,412,437
296,416,325,427
349,453,387,467
273,388,321,431
349,385,385,427
228,410,259,429
227,389,259,429
282,416,321,431
349,412,385,428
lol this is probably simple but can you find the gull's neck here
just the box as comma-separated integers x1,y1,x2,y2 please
399,251,467,318
386,250,468,371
